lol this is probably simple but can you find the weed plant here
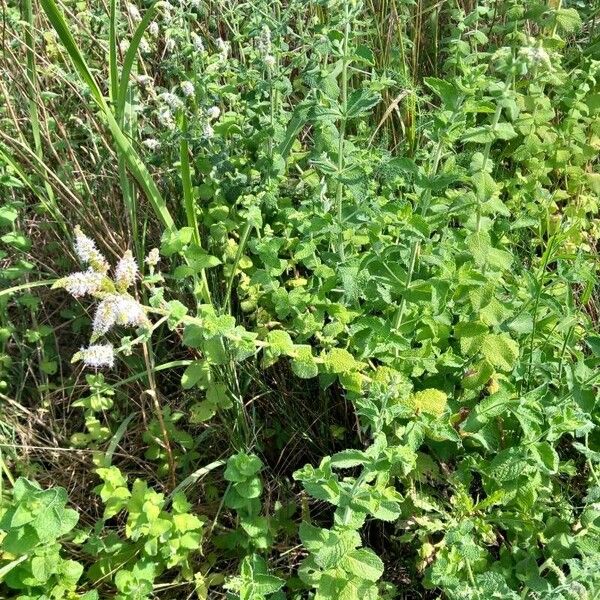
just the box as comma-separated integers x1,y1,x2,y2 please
1,1,600,599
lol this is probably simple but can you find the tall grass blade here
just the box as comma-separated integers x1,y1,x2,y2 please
39,0,175,230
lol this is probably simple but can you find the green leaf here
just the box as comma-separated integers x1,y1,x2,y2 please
488,448,528,482
165,300,188,328
299,522,329,553
553,8,582,33
234,477,262,499
181,361,211,390
206,383,232,409
481,334,519,372
462,122,517,144
424,77,460,110
407,389,447,416
291,345,318,379
322,348,360,374
1,232,31,251
0,203,19,227
264,330,295,367
182,323,203,347
330,449,369,468
2,524,39,554
345,89,380,119
340,548,384,582
531,442,559,474
161,227,193,257
252,573,286,595
314,530,358,570
190,400,217,423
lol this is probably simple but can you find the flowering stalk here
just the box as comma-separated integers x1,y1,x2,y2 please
54,228,151,365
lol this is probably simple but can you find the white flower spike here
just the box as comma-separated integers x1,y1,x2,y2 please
93,294,148,335
74,226,109,273
64,270,104,298
115,250,138,291
81,344,115,369
180,81,195,97
142,138,161,151
207,106,220,120
145,248,160,266
191,33,204,52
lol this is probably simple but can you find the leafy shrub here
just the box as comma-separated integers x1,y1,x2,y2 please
1,0,599,599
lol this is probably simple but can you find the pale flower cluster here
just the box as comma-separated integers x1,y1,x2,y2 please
93,294,148,335
191,32,204,53
80,344,115,369
126,2,141,22
160,91,183,110
518,46,552,70
216,38,229,60
115,250,138,290
207,105,220,120
180,81,195,97
64,270,105,298
257,25,275,68
142,138,161,151
74,225,109,273
58,228,155,370
145,248,160,266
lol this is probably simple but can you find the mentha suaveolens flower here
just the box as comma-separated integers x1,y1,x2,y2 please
63,269,105,298
74,226,109,273
93,294,148,336
115,250,138,291
80,343,115,369
145,248,160,266
207,105,220,120
180,81,195,97
142,138,161,151
191,32,204,52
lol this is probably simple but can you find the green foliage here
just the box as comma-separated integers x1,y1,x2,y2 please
1,0,599,599
0,478,94,599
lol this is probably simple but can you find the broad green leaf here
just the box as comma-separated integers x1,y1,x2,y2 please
291,345,318,379
424,77,460,110
330,449,369,468
322,348,360,374
345,89,380,119
481,334,519,372
340,548,384,582
181,361,211,390
407,389,447,416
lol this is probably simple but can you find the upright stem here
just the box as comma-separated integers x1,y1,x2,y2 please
141,340,176,491
336,0,350,262
393,141,444,331
224,220,252,313
476,75,511,233
179,112,211,306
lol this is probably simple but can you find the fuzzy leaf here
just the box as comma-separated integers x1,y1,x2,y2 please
482,334,519,372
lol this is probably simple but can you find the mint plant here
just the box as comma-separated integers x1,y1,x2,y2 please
1,0,599,599
0,478,94,600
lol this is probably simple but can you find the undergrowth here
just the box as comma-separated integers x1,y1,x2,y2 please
1,0,600,599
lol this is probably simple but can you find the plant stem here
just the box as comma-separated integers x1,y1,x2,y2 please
336,0,350,262
224,220,252,313
179,111,212,306
476,76,511,233
393,140,444,332
141,340,176,491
